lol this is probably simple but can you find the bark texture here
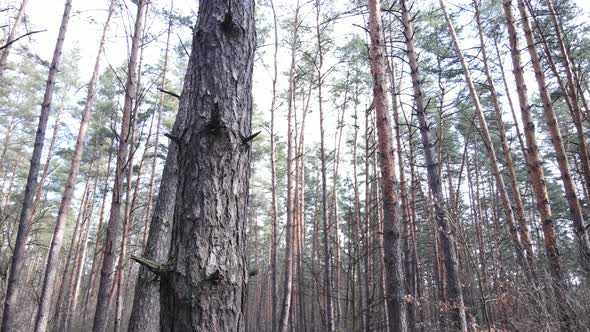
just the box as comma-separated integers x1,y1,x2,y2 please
159,0,256,330
367,0,407,331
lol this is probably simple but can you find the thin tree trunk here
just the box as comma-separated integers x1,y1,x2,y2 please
157,0,255,329
66,170,99,329
364,104,373,332
141,0,174,251
83,136,114,323
388,61,416,330
0,1,72,330
29,107,62,227
400,1,467,330
54,168,93,331
33,4,114,330
0,0,29,76
315,1,334,330
114,8,149,328
92,1,146,330
268,0,279,329
351,86,366,332
279,5,300,331
328,73,348,330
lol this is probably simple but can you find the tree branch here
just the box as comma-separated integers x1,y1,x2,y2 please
131,255,168,277
0,30,46,51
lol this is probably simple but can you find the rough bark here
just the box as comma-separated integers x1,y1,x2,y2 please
0,1,72,330
33,3,114,330
158,0,255,330
92,1,146,331
367,0,407,331
400,0,467,330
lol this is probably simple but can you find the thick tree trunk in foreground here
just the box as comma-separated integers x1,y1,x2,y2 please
92,1,146,331
33,3,114,330
367,0,406,331
0,1,72,330
502,1,571,329
158,0,255,330
400,0,467,330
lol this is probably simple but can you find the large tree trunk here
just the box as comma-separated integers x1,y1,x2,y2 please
367,0,406,331
502,0,572,329
157,0,255,330
0,1,72,330
92,1,146,331
33,3,114,330
400,0,467,330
